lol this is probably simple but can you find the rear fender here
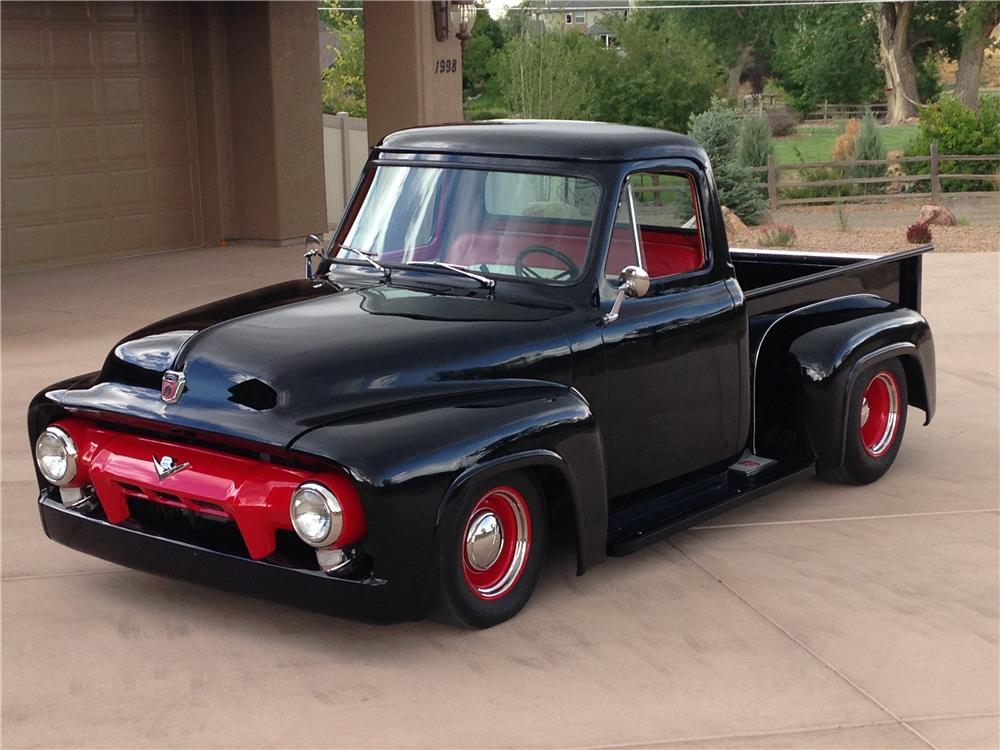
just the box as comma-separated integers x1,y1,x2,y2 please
754,296,935,469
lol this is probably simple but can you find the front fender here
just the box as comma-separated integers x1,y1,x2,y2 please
289,386,607,618
754,296,935,469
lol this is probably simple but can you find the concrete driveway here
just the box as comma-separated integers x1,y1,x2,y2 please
2,247,997,749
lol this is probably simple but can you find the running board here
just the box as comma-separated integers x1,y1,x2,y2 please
607,458,815,556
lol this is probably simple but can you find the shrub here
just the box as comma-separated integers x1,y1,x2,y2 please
766,108,797,137
783,146,858,201
906,221,932,244
757,224,797,247
689,100,768,225
737,116,773,169
831,119,860,162
852,109,887,193
688,98,741,165
904,96,1000,193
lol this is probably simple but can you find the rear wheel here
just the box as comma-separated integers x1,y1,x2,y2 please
433,471,547,628
822,358,908,485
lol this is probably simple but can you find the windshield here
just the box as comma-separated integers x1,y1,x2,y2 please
337,165,601,285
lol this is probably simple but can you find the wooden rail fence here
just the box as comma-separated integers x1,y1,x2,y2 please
755,146,1000,209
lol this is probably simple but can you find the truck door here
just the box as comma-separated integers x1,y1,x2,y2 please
600,169,744,498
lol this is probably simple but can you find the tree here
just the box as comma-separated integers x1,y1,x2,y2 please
320,6,365,116
688,100,767,224
590,16,720,132
771,4,883,114
876,2,961,123
877,2,920,123
463,12,504,98
499,29,602,119
497,14,719,131
646,4,793,99
955,1,1000,109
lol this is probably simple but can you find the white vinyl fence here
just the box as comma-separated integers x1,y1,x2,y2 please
322,112,369,228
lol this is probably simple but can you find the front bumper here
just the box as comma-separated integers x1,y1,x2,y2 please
38,493,412,624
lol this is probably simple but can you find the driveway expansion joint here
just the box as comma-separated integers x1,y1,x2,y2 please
668,540,941,750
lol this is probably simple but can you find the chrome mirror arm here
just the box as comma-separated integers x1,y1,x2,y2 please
304,249,321,280
601,265,650,326
304,234,324,280
603,282,633,325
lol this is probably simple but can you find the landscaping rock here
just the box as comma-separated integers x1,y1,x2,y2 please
919,205,958,226
721,205,754,242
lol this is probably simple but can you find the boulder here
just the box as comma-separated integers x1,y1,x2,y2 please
721,205,753,243
918,205,957,227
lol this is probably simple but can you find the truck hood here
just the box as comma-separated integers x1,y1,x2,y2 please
58,280,574,449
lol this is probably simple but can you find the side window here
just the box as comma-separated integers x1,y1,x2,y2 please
604,171,706,283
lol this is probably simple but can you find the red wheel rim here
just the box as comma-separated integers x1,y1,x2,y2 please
461,486,532,601
860,370,900,457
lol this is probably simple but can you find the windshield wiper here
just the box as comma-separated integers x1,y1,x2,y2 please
405,261,496,289
328,243,390,281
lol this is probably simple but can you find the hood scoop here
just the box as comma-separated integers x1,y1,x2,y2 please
227,378,278,411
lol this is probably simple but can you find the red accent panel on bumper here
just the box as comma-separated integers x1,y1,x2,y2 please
51,420,364,560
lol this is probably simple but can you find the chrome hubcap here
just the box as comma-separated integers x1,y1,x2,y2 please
464,511,503,571
860,371,900,457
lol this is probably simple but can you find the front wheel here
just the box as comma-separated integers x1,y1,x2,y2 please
822,358,908,485
432,471,547,628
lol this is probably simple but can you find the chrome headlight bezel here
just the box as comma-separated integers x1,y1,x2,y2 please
289,481,344,548
35,425,79,487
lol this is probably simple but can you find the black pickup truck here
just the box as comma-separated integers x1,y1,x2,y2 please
29,120,935,628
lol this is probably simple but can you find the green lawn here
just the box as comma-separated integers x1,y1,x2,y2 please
773,123,918,164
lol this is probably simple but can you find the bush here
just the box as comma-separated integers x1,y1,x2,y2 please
689,100,768,225
688,98,741,165
737,117,773,169
904,97,1000,193
852,109,887,193
766,109,797,137
783,146,858,201
831,119,860,162
906,221,932,244
757,224,797,247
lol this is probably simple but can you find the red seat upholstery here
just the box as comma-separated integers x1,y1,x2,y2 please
447,220,592,270
640,227,703,277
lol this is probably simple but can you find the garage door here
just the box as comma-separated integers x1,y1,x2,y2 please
1,2,202,271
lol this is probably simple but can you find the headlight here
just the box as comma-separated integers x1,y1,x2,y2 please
35,426,78,486
289,482,343,547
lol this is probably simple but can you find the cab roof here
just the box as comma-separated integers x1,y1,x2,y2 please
376,119,708,164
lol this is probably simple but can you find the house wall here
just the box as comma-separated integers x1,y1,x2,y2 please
1,0,327,272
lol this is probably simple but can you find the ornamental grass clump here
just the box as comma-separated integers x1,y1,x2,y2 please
906,221,932,244
757,224,797,247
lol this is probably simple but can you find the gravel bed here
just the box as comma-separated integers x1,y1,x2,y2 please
781,226,1000,254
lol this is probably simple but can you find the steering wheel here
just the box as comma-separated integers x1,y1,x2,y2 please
514,245,580,282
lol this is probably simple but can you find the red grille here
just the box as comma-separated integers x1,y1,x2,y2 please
48,419,364,560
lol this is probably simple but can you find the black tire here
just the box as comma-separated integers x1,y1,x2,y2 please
432,470,548,629
821,358,908,485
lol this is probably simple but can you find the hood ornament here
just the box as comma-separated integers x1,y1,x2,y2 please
152,455,190,480
161,370,186,404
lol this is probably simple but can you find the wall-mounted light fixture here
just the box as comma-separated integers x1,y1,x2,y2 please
432,0,479,47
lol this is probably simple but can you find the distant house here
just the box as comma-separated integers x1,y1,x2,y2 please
534,0,633,36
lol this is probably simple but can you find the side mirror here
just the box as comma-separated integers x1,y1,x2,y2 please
603,265,650,325
304,234,324,280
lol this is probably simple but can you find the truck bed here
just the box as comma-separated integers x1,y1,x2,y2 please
731,245,931,317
